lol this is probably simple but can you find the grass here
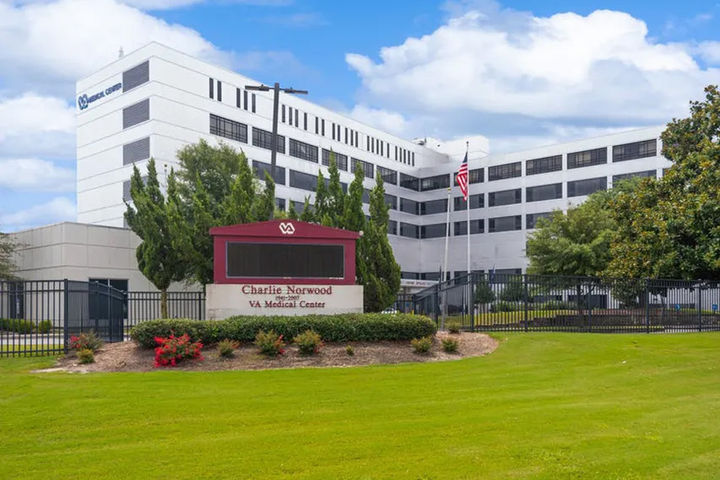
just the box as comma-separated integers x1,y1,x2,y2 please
1,333,719,479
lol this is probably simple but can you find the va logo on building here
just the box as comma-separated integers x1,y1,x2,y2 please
77,94,89,110
279,222,295,235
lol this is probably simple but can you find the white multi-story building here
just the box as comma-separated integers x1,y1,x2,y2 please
16,42,671,290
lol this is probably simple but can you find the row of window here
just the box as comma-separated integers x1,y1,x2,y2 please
395,211,558,239
209,77,257,113
400,269,522,281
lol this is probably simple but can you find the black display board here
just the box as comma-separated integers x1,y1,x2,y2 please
227,242,344,278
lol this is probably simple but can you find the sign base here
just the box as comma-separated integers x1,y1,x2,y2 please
206,284,364,319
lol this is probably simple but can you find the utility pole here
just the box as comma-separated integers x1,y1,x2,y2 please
244,82,308,178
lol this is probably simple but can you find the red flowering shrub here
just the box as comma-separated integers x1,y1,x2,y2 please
69,332,103,352
254,330,285,357
154,334,204,367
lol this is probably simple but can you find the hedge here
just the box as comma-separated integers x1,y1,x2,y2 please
0,318,42,334
130,313,437,349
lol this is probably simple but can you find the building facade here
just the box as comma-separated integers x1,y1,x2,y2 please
68,42,672,290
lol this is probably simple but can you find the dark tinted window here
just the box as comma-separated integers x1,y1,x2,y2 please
209,114,247,143
488,215,522,233
567,177,607,197
526,212,554,229
421,223,447,239
275,198,285,210
351,158,374,179
400,198,419,215
252,160,286,185
567,147,607,169
122,61,149,92
421,174,450,191
401,271,419,279
377,166,397,185
454,193,483,211
526,155,562,175
321,149,348,170
227,243,344,278
122,137,149,165
289,138,318,163
252,127,285,153
489,188,521,207
612,170,656,184
488,162,521,181
289,170,317,191
400,222,419,238
526,183,562,202
400,173,419,191
613,139,657,162
384,194,397,210
420,198,448,215
122,99,149,129
388,220,398,235
454,219,484,235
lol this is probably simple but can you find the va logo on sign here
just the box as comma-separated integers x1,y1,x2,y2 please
77,94,89,110
279,222,295,235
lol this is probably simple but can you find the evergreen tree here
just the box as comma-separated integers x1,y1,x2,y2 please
253,172,276,221
474,277,496,304
364,173,401,311
124,159,183,317
287,200,299,220
300,197,314,222
313,170,329,223
326,152,345,226
343,166,369,289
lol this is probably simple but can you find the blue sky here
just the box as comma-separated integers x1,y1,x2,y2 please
0,0,719,232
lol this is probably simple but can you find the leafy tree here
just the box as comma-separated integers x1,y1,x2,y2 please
474,277,496,304
363,173,401,311
0,228,18,280
607,85,720,280
499,280,526,302
125,159,184,317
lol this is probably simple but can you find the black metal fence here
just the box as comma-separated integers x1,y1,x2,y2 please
126,291,205,330
413,273,720,333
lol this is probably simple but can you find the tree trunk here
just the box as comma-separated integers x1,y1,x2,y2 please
161,288,168,319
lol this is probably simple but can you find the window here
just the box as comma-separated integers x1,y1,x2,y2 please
282,105,286,123
122,99,149,129
321,149,348,170
216,80,222,102
275,198,286,210
209,114,247,143
294,109,299,128
400,222,419,239
288,106,292,125
304,112,308,131
489,215,522,233
122,175,147,202
345,127,348,144
401,271,419,279
362,189,371,204
377,166,397,185
321,119,325,136
421,272,441,281
421,223,447,239
400,173,419,191
251,93,256,113
289,170,317,191
122,61,149,92
420,198,448,215
526,183,562,202
488,162,521,181
489,188,521,207
454,219,484,235
291,200,311,213
289,138,318,163
332,123,336,140
400,198,419,215
567,147,607,169
243,90,248,110
420,174,450,191
384,194,397,210
526,155,562,175
567,177,607,197
526,212,554,229
453,193,483,211
252,160,286,185
388,220,398,235
315,117,319,134
252,127,285,153
469,168,484,184
209,77,213,98
613,139,657,162
123,137,150,165
612,170,656,184
351,158,374,179
236,88,241,108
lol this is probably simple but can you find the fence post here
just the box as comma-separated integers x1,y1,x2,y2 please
523,274,529,332
63,279,69,353
698,284,703,332
644,279,650,334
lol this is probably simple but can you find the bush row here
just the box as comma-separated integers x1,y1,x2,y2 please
130,313,437,349
0,318,52,334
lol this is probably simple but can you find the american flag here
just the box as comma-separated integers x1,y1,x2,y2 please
456,152,469,201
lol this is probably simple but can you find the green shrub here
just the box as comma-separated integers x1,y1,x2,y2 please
446,319,461,334
293,330,323,356
491,301,520,312
345,345,355,356
217,339,238,358
37,320,52,334
130,314,436,349
76,348,95,364
411,336,433,354
442,337,459,353
69,332,103,352
0,318,35,334
254,330,286,357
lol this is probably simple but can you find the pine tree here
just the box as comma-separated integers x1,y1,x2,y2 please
124,159,183,317
287,200,299,220
253,172,276,221
313,170,329,224
343,166,368,287
299,196,314,222
326,152,345,227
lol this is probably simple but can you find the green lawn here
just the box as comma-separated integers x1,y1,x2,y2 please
1,333,719,479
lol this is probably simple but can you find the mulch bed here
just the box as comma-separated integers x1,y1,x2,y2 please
48,332,498,373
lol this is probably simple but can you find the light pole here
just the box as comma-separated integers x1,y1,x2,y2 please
244,82,308,178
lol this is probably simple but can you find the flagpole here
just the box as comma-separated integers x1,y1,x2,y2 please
441,185,451,330
465,141,471,324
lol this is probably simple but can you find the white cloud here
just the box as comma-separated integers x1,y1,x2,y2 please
346,7,717,138
349,105,409,136
0,158,75,192
0,196,76,231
